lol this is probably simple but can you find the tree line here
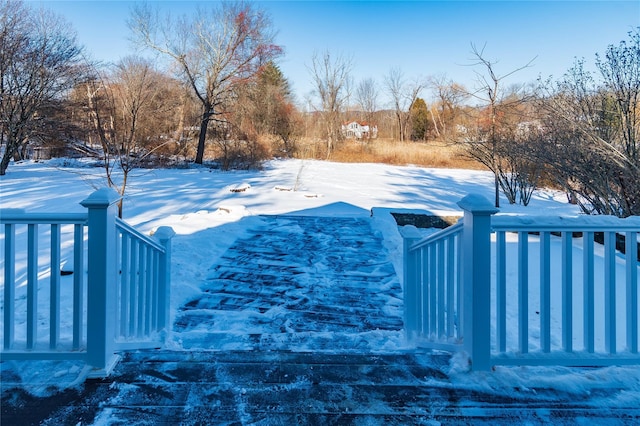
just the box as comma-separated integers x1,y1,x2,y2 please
1,0,638,217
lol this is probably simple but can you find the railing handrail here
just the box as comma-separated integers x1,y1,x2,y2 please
0,212,88,225
410,221,463,251
492,214,640,232
402,214,640,241
115,217,165,253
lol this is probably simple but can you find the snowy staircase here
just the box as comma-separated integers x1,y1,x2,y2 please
173,215,405,352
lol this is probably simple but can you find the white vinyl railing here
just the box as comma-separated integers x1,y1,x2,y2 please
115,218,173,347
402,194,640,370
401,221,463,350
491,216,638,364
2,213,88,358
1,188,175,375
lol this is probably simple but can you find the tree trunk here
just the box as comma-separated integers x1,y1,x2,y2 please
195,114,210,165
0,150,12,175
174,96,186,144
117,171,129,219
395,113,403,142
429,108,441,139
0,133,24,175
494,173,500,208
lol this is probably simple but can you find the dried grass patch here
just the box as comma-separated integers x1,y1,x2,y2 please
295,138,483,170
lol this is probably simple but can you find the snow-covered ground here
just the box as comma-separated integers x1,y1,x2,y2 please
1,158,639,410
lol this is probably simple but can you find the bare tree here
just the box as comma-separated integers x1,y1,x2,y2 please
384,68,423,142
533,78,627,215
463,43,535,207
83,57,177,216
596,29,640,166
308,50,353,156
129,1,282,164
535,29,640,217
0,0,83,175
428,74,468,140
355,77,378,140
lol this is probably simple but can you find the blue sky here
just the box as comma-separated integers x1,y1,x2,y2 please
29,1,640,106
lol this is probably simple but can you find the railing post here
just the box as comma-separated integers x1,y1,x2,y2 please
457,194,499,371
80,188,121,374
401,225,423,341
154,226,176,335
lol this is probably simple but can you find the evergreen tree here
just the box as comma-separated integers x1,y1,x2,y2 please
252,62,293,136
410,98,430,141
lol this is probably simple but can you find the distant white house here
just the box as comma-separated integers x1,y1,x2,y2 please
341,121,378,139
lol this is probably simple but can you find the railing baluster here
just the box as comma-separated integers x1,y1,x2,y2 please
120,233,130,337
583,231,595,353
145,245,153,336
518,231,529,354
50,224,61,349
151,249,159,331
626,231,638,354
429,244,437,337
137,243,146,338
411,241,420,337
410,247,420,338
604,231,616,354
421,247,430,337
456,232,462,340
129,238,138,337
72,223,84,350
540,231,551,353
446,236,455,339
27,224,38,350
437,240,445,338
496,231,507,352
4,223,16,350
562,231,573,353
